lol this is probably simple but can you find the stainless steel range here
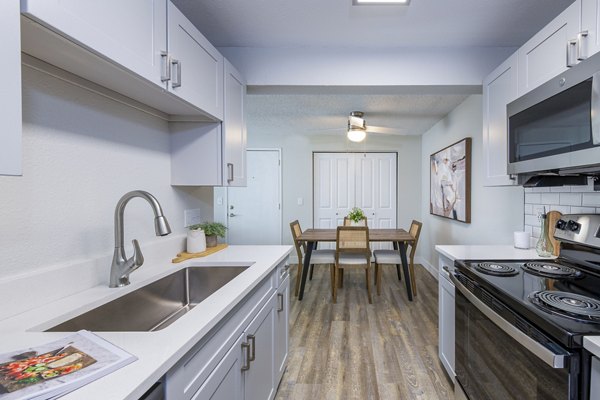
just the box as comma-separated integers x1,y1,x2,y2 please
451,214,600,400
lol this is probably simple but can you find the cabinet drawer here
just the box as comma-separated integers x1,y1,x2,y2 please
276,258,290,286
165,271,275,400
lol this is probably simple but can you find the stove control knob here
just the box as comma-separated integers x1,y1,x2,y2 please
566,220,581,233
555,219,567,230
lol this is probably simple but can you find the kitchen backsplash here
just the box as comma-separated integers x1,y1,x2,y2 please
524,177,600,244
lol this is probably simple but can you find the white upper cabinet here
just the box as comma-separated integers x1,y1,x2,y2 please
21,0,167,88
21,0,223,120
167,2,224,121
1,0,22,176
517,0,581,96
223,59,247,187
482,52,518,187
581,0,600,60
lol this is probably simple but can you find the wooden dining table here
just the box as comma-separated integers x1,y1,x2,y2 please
296,228,416,301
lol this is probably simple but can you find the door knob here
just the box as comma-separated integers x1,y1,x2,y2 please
229,213,237,217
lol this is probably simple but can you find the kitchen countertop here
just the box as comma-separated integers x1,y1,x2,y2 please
0,245,292,400
435,244,553,261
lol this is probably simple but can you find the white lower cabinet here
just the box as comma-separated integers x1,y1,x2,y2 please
165,261,288,400
437,254,455,383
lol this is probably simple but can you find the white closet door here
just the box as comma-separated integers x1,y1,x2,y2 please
313,152,397,250
313,153,356,229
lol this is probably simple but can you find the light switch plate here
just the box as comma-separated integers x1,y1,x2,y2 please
184,209,202,227
297,197,304,206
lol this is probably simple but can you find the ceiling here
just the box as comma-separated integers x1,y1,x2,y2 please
172,0,574,137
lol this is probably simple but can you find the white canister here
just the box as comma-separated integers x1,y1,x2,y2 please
187,229,206,253
513,231,530,249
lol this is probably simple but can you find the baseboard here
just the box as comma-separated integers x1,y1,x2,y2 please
416,256,438,281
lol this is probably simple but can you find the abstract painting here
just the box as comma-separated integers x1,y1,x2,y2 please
430,138,471,223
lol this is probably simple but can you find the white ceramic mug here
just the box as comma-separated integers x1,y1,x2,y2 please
514,231,530,249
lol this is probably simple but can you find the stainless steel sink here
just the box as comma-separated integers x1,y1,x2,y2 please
47,266,249,332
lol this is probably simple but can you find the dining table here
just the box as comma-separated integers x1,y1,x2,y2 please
296,228,416,301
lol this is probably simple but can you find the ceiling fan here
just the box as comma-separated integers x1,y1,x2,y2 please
319,111,408,142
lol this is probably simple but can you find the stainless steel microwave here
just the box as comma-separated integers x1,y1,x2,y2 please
507,51,600,175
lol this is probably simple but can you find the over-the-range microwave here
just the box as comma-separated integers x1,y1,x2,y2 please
507,50,600,176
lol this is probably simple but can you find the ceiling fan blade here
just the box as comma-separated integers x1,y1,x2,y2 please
366,125,408,135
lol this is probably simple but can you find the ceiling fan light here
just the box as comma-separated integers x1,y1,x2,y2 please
347,128,366,142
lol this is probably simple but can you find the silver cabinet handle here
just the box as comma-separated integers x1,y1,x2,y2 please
241,341,251,371
578,30,589,61
227,163,234,183
277,293,284,312
567,39,578,67
449,272,568,368
160,52,170,82
171,59,182,88
247,334,256,362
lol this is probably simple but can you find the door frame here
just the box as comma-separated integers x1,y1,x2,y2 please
312,151,398,228
226,148,283,244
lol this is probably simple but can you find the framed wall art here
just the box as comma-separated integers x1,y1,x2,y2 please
430,137,471,223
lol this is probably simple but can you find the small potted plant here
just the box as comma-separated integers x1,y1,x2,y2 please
199,222,227,248
347,207,366,226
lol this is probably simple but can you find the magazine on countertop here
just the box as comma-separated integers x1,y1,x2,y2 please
0,330,137,400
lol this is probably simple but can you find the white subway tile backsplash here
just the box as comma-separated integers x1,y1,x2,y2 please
525,193,542,204
532,226,541,239
551,186,571,192
532,187,551,193
559,193,582,206
550,205,571,214
525,225,533,234
525,214,540,227
541,193,560,205
524,204,533,214
582,193,600,207
570,206,596,214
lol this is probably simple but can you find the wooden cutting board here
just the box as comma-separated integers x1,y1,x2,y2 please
546,210,562,256
172,243,228,263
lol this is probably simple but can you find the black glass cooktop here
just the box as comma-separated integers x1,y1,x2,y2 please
454,258,600,348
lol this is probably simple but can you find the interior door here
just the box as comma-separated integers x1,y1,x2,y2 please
313,153,356,229
227,149,281,245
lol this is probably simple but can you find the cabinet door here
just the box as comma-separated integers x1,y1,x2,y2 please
191,334,244,400
21,0,167,88
482,52,518,187
243,292,277,400
223,59,247,187
275,276,290,385
581,0,600,59
168,2,224,120
518,0,581,96
438,274,455,382
1,0,22,176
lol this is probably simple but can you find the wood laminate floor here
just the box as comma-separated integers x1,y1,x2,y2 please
275,264,454,400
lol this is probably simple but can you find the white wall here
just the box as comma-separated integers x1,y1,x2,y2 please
243,127,422,247
0,64,213,278
221,47,515,87
420,95,524,267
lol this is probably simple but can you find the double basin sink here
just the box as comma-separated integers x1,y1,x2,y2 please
47,266,249,332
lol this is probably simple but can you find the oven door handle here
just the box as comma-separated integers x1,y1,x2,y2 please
593,71,600,145
450,272,567,369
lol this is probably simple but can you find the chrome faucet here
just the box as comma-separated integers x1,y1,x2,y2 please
109,190,171,288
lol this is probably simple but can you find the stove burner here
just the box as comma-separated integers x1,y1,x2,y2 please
530,291,600,322
521,262,581,278
474,262,518,276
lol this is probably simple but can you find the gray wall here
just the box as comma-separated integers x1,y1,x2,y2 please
0,64,213,278
419,95,524,267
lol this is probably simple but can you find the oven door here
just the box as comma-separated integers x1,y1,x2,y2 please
450,272,578,400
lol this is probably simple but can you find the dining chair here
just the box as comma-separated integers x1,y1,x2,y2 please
373,220,422,296
333,226,374,303
290,220,336,297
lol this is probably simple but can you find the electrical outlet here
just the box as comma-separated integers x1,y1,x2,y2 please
184,209,202,227
297,197,304,206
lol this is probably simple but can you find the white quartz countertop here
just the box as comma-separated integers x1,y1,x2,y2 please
584,337,600,358
0,245,292,400
435,245,553,261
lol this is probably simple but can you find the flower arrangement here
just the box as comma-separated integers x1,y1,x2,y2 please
347,207,366,223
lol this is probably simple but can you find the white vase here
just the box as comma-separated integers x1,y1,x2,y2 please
350,219,366,226
187,229,206,253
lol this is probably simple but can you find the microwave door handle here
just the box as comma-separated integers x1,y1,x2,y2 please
449,272,568,369
592,72,600,145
